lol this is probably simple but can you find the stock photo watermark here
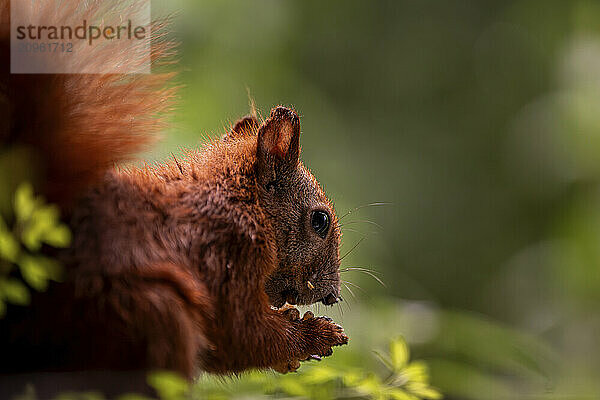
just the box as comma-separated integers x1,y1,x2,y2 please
11,0,151,73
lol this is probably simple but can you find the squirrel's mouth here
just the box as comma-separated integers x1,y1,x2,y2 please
268,287,339,309
265,268,341,309
268,288,298,309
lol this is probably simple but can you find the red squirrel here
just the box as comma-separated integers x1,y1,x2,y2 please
0,0,347,380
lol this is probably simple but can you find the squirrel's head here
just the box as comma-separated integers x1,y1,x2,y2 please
228,106,341,308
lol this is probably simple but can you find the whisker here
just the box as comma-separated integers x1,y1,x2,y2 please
342,281,357,301
339,202,392,221
341,267,386,287
343,293,353,312
342,280,367,293
341,283,356,312
341,266,381,274
339,220,384,230
340,227,362,234
339,236,366,262
337,299,344,318
338,294,346,315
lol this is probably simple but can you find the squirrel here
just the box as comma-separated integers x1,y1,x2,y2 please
0,0,348,382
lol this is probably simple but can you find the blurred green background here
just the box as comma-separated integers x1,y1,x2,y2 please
146,1,600,398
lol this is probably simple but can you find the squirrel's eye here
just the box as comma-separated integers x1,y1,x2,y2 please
311,210,330,238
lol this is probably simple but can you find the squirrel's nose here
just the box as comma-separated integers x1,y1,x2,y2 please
321,293,338,305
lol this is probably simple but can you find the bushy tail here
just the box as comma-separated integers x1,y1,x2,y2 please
0,0,177,207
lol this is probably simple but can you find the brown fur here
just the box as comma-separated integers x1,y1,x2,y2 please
0,0,346,380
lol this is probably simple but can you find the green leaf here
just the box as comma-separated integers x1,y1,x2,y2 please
278,376,310,397
19,255,49,290
205,393,229,400
14,182,36,223
247,371,269,385
355,373,384,396
0,299,5,318
0,278,30,305
388,388,419,400
406,382,443,400
342,369,364,387
43,224,72,248
301,365,341,384
147,371,189,400
18,255,63,291
419,387,443,400
21,225,42,252
0,229,20,263
401,361,429,384
21,204,60,251
390,337,410,371
373,349,395,371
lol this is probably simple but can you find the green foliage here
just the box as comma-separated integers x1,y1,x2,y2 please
10,337,440,400
147,371,190,400
0,278,30,306
194,336,442,400
0,182,71,318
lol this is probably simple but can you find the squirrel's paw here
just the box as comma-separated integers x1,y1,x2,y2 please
281,309,349,351
299,311,349,356
273,309,348,374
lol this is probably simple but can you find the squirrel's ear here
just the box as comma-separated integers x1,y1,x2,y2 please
257,106,300,159
256,106,301,185
223,115,259,140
